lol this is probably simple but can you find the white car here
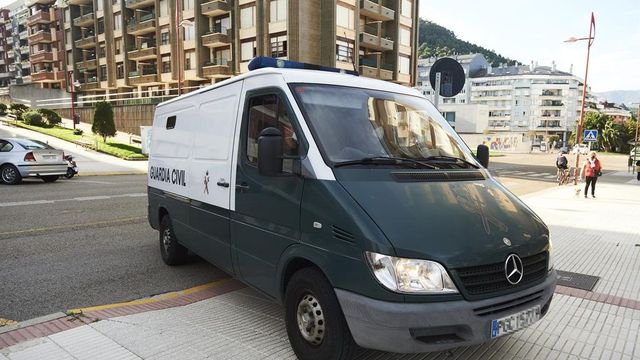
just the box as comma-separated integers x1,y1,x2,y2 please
0,138,67,185
572,144,590,155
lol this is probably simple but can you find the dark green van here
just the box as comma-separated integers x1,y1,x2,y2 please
148,59,556,359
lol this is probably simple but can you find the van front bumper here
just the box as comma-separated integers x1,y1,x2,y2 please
336,271,556,353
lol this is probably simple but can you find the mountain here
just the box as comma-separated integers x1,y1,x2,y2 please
417,19,520,66
592,90,640,106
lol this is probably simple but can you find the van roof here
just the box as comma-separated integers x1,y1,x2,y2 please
157,67,422,108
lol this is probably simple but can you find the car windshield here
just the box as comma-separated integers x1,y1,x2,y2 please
17,140,53,150
291,84,476,167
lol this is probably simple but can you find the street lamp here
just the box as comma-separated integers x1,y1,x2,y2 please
565,12,595,184
175,0,194,96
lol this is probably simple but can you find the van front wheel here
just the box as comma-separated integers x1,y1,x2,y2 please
285,268,357,360
159,215,188,266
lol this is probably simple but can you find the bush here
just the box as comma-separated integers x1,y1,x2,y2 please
38,108,62,126
92,101,116,142
0,103,7,115
22,110,45,126
73,128,83,135
9,103,30,120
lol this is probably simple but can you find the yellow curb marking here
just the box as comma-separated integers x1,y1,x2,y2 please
67,278,232,315
0,217,146,238
0,318,18,327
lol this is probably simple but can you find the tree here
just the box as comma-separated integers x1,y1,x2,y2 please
601,119,622,152
0,103,7,115
582,111,609,148
9,103,29,120
37,108,62,127
92,101,116,142
22,110,45,126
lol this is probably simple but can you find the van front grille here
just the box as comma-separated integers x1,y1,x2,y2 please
453,252,548,298
392,170,485,182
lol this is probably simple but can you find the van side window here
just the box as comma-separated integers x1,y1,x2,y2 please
166,116,176,129
246,94,298,168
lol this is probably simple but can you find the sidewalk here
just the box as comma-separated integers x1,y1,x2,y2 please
1,182,639,359
0,121,147,176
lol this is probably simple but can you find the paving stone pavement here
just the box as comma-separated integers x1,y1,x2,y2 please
1,182,639,359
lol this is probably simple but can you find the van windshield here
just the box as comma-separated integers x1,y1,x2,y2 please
291,84,476,168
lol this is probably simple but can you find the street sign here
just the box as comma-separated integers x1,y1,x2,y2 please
584,130,598,142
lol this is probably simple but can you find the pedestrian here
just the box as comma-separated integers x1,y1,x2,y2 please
636,160,640,181
629,156,634,173
581,151,602,198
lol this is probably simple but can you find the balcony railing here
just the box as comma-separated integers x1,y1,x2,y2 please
359,31,393,51
75,36,96,49
359,0,394,22
125,0,155,9
28,31,52,44
30,51,54,63
203,58,231,78
202,25,230,47
27,10,51,25
73,12,95,27
127,46,156,60
77,58,98,70
128,69,159,85
127,14,156,34
201,0,230,17
358,57,393,80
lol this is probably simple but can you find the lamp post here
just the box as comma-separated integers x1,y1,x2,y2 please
565,12,595,184
175,0,194,96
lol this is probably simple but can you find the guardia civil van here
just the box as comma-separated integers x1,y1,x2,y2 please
147,57,556,359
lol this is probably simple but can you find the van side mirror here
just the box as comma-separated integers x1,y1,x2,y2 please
476,144,489,168
258,127,283,176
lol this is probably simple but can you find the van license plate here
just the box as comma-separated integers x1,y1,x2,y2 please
490,305,541,338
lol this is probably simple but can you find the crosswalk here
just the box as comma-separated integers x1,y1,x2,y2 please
492,169,559,180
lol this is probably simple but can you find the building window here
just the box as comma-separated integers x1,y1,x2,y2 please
211,16,231,33
98,19,104,34
336,5,354,29
241,39,256,61
159,0,168,17
162,56,171,73
114,13,121,31
240,5,255,29
184,50,195,70
401,0,412,17
97,0,103,11
400,27,410,46
114,39,121,55
99,43,106,57
116,62,124,79
99,65,107,81
270,34,287,58
398,55,410,74
335,37,354,63
161,29,169,45
269,0,287,23
182,0,193,10
183,25,194,41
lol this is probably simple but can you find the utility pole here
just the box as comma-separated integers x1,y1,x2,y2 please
635,107,639,174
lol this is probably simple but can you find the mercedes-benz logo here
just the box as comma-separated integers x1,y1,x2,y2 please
503,237,512,246
504,254,524,285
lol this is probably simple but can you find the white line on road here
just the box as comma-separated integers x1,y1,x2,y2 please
0,193,146,207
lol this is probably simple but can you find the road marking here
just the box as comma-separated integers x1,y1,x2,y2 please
0,216,147,239
544,175,558,179
67,278,233,314
0,193,146,207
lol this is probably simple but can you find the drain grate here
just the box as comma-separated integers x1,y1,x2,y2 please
556,270,600,291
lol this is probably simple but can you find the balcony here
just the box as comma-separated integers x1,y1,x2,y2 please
128,70,159,85
202,58,232,78
125,0,155,9
30,51,54,63
67,0,92,4
80,77,100,89
128,46,156,60
358,58,393,81
359,24,393,51
27,11,51,26
31,70,64,82
202,26,230,48
201,0,230,17
25,0,55,5
359,0,394,21
127,14,156,35
73,12,95,27
28,31,53,44
75,36,96,49
76,58,98,70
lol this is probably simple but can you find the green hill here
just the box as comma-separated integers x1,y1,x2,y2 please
418,19,520,66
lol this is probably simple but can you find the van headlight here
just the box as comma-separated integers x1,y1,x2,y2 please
365,252,459,294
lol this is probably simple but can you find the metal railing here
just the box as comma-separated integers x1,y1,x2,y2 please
204,58,229,66
205,24,228,34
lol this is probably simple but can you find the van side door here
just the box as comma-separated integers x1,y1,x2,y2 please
232,87,305,297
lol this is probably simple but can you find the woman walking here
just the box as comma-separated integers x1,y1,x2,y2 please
581,151,602,198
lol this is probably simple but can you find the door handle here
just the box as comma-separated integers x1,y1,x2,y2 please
236,182,250,192
216,181,229,188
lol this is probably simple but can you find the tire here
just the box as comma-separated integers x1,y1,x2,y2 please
65,168,75,179
1,164,22,185
41,175,59,183
285,268,357,360
159,215,188,266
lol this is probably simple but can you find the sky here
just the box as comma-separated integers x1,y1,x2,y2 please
419,0,640,92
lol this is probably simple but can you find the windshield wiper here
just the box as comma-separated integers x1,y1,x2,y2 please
418,155,480,169
334,156,439,169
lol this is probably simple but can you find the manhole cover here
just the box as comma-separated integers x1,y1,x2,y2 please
556,270,600,291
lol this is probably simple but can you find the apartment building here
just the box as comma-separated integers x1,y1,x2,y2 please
2,2,32,86
50,0,417,98
0,9,11,88
25,0,66,89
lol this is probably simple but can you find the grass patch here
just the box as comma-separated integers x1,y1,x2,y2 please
14,122,147,160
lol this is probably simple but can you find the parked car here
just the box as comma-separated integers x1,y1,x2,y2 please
0,138,67,185
572,144,590,155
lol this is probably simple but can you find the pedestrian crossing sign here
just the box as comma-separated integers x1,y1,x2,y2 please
584,130,598,142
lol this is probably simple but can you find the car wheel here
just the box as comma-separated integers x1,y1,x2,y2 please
159,215,188,266
1,164,22,185
65,168,75,179
285,268,357,360
41,175,59,183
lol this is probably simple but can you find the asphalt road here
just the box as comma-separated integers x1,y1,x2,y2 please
0,175,226,321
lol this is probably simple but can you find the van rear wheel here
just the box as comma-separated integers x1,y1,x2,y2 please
159,215,188,265
284,268,357,360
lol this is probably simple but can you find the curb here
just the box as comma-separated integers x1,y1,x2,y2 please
0,279,245,349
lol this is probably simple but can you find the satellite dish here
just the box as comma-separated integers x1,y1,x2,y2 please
429,58,465,97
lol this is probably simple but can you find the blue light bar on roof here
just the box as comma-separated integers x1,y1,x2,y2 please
248,56,359,76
